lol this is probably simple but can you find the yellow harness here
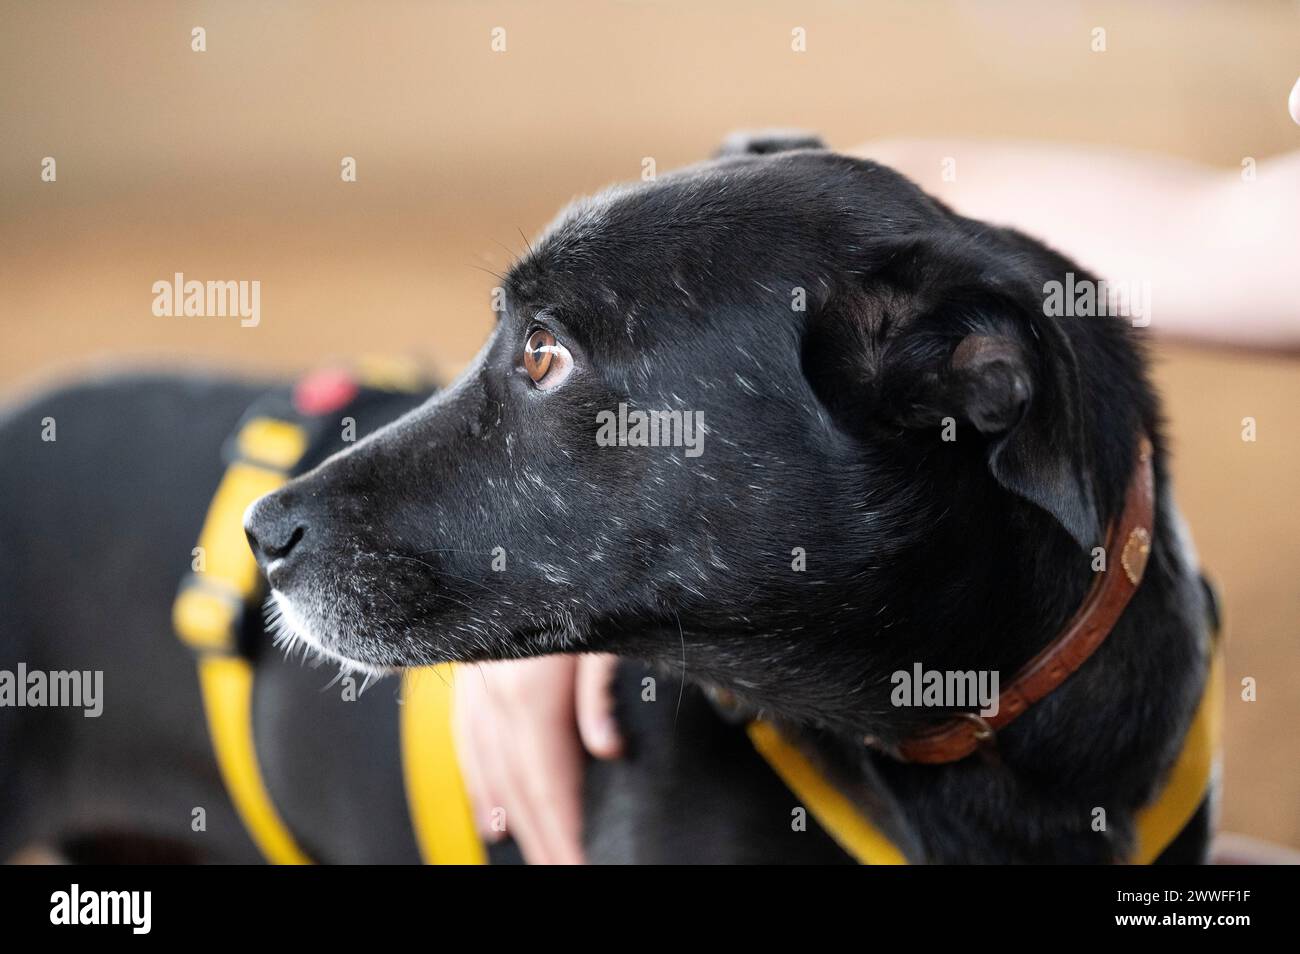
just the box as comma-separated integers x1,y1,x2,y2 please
174,368,1220,866
172,368,485,865
748,651,1222,864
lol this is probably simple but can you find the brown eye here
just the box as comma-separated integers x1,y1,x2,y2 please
523,327,574,390
523,328,555,382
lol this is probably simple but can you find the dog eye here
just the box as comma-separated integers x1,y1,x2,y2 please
522,327,572,389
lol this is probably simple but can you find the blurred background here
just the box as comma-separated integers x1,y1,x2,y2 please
1,1,1297,848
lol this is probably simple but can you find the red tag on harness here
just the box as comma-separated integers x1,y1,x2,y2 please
293,368,360,416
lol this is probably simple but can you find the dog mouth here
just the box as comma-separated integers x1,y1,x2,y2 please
264,589,396,678
265,576,596,677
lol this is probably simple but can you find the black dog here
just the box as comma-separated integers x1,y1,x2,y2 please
1,133,1214,863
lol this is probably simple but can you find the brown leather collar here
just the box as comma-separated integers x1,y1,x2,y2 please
890,435,1156,764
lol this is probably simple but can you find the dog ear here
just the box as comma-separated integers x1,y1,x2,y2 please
714,129,825,158
942,329,1100,551
872,239,1102,551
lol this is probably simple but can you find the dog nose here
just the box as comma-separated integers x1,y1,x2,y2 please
244,491,308,574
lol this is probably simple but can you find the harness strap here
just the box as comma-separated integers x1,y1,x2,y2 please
400,665,487,865
196,656,313,864
1131,650,1223,863
173,424,313,865
750,649,1222,864
747,722,909,865
174,364,485,865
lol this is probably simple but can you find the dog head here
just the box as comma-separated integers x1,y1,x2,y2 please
245,133,1149,736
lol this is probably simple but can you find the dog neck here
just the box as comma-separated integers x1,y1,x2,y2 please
877,436,1156,764
686,433,1204,861
830,458,1206,861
